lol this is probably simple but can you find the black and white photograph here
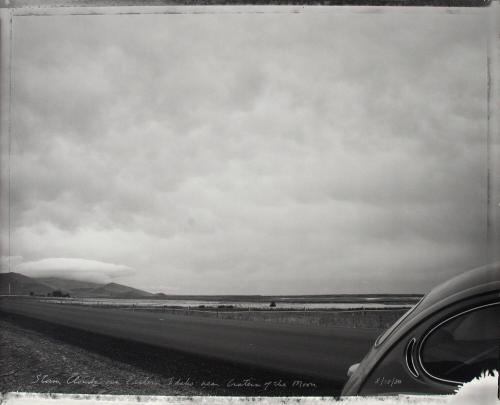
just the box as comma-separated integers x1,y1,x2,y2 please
0,1,499,403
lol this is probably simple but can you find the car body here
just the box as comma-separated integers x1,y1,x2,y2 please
341,263,500,396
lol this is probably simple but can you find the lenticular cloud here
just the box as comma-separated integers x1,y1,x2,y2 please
15,258,134,284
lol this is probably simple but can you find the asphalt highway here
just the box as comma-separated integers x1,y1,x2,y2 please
0,298,379,382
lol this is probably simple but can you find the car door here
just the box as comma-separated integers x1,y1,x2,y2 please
418,302,499,385
357,296,499,396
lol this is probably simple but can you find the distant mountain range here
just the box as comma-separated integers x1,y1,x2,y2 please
0,272,153,298
0,271,424,302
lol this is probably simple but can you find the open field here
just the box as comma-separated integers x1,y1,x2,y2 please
30,295,420,310
125,306,408,329
21,295,413,330
29,296,411,329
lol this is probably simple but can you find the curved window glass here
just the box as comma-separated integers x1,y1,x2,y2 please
420,303,500,383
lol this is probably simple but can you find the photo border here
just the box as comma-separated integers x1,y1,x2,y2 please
0,1,498,404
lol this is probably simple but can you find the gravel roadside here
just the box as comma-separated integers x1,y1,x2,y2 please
0,316,197,395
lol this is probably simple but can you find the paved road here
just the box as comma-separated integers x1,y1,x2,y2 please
0,298,379,381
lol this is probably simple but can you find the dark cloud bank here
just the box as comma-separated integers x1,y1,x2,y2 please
4,8,490,294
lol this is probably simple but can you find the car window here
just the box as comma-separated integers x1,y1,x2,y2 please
420,303,500,383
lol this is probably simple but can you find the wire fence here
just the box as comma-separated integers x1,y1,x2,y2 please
1,296,410,329
31,298,408,329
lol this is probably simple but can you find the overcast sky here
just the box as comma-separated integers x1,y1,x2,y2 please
4,7,490,294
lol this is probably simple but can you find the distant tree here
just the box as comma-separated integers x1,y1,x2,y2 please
50,290,70,297
270,301,276,308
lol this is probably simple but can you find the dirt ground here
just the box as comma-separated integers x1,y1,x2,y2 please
0,316,197,395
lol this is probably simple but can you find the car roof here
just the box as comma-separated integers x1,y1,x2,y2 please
414,262,500,315
375,262,500,347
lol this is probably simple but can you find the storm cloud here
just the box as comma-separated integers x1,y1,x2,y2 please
16,258,134,284
6,7,490,294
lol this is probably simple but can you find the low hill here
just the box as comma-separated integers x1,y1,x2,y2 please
0,272,53,296
67,286,104,296
0,273,153,299
36,277,103,293
84,282,154,298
